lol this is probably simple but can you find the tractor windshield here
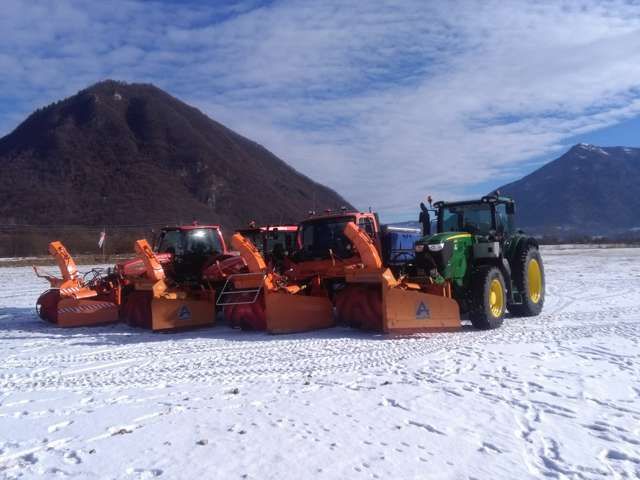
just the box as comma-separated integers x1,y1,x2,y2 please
297,216,355,259
266,230,296,256
439,204,493,236
157,228,223,257
185,229,223,256
240,229,296,257
157,230,183,254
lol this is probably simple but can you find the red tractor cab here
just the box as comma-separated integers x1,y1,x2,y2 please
117,225,235,282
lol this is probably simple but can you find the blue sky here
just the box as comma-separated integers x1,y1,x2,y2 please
2,0,640,222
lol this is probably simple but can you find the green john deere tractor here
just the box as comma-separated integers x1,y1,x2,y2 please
412,194,544,329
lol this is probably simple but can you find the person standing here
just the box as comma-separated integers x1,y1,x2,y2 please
419,202,431,236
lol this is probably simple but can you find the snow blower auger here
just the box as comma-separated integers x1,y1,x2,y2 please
120,239,216,331
334,222,461,333
33,241,120,327
217,232,333,333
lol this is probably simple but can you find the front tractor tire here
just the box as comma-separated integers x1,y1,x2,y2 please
469,266,506,330
508,246,545,317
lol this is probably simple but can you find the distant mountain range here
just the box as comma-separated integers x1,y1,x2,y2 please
498,143,640,237
0,80,637,240
0,80,351,229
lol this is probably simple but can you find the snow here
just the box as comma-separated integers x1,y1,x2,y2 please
576,144,610,156
1,247,639,479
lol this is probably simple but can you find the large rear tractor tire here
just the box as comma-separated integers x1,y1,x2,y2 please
508,246,545,317
469,266,506,330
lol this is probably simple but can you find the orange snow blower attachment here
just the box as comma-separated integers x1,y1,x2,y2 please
120,239,216,332
217,233,333,333
335,222,461,333
33,242,119,327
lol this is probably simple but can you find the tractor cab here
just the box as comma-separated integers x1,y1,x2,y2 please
237,225,298,266
285,210,382,282
435,195,516,240
416,195,517,281
154,225,226,282
292,210,381,262
155,225,226,258
117,224,228,282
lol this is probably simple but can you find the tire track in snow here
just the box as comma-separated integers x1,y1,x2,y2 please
1,311,638,392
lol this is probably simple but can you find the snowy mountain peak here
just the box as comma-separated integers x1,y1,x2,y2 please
498,143,640,235
574,143,609,156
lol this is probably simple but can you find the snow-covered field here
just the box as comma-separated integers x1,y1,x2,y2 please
0,246,639,479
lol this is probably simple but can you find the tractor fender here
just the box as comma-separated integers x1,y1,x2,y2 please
506,236,541,303
506,235,539,265
515,236,540,259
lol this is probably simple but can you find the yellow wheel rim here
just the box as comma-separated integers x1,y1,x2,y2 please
528,259,542,304
489,278,505,318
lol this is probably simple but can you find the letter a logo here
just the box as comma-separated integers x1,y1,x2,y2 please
416,301,430,320
178,305,192,321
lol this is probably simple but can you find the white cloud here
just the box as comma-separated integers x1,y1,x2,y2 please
1,0,640,220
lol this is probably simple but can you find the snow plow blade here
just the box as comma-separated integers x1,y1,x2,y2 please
264,290,333,334
150,296,215,332
121,290,216,332
381,285,461,332
336,270,461,333
336,223,461,333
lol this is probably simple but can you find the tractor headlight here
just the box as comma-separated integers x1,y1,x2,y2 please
428,242,445,252
415,244,425,253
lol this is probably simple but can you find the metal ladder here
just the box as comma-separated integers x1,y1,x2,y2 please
216,273,266,306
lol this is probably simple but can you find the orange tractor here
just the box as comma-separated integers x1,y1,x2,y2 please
34,224,244,331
